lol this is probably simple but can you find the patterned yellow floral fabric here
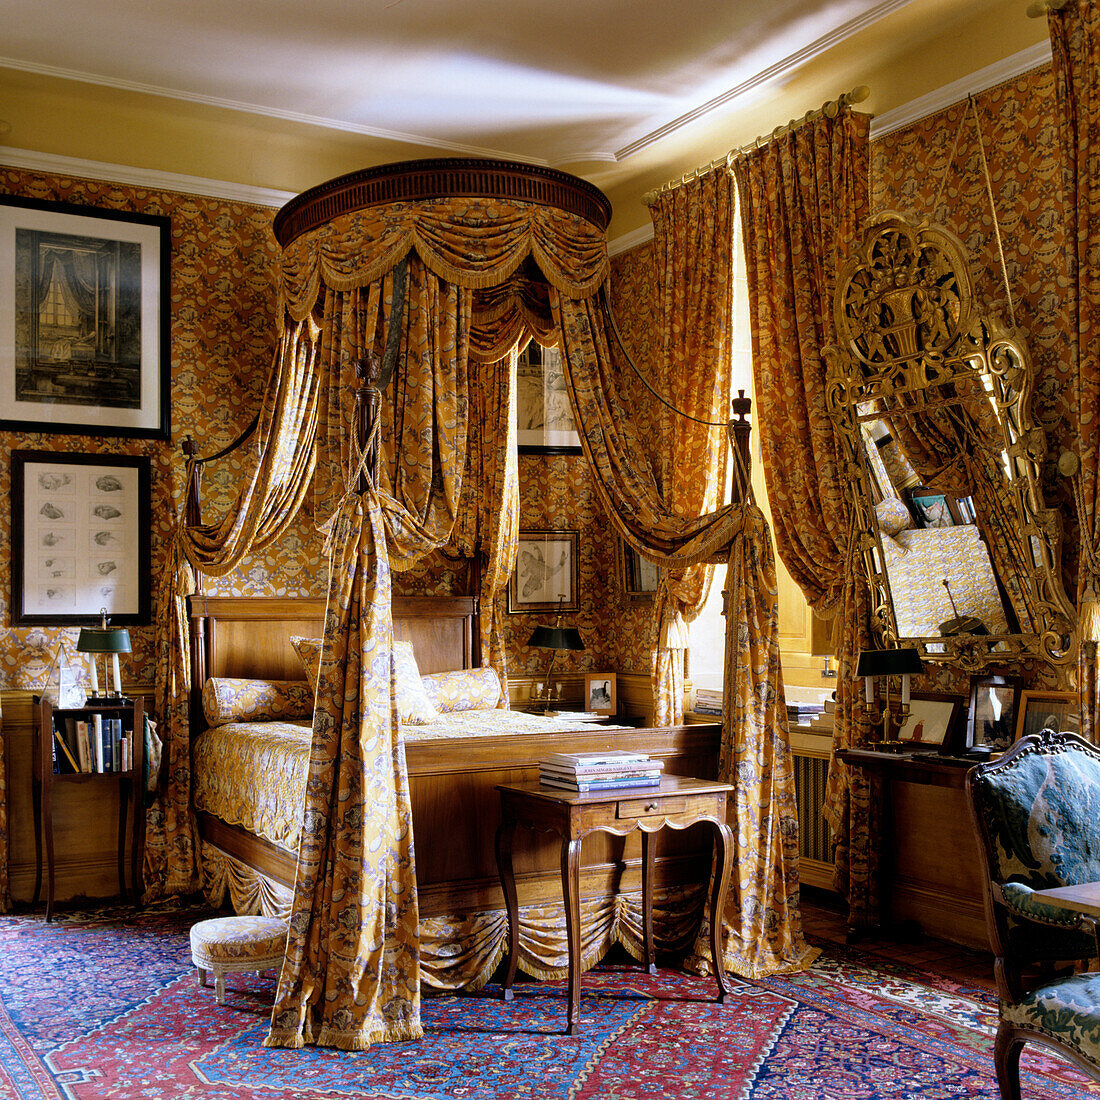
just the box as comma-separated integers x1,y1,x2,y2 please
190,915,289,971
289,636,323,692
1049,0,1097,734
148,318,323,903
882,527,1009,638
735,107,877,927
193,709,631,850
420,667,502,712
201,678,314,727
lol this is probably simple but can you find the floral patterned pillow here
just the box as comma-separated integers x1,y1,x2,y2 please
874,497,916,537
421,667,503,713
202,677,314,727
290,636,439,724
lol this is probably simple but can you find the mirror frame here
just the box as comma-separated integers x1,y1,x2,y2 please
823,212,1076,672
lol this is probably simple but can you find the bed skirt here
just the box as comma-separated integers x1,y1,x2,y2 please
199,840,708,992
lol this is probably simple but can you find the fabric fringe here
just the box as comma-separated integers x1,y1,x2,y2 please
1080,585,1100,644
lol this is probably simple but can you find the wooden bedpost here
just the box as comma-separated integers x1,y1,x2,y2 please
353,352,383,492
728,390,752,500
183,436,201,528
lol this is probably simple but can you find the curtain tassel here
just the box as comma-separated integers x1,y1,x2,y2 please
1080,580,1100,644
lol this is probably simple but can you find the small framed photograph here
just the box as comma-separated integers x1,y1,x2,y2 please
967,672,1022,751
584,673,617,715
619,539,659,600
1015,690,1080,740
516,341,582,454
0,195,170,439
509,530,578,613
907,488,955,528
897,691,964,747
12,449,151,626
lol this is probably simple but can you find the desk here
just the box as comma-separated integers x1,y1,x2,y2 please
837,748,988,948
495,775,733,1035
1031,882,1100,919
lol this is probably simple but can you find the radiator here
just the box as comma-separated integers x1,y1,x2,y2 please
793,751,835,887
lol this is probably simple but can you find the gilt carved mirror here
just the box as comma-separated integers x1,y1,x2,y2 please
823,212,1076,672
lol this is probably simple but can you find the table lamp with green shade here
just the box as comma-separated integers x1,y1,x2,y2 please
76,609,131,701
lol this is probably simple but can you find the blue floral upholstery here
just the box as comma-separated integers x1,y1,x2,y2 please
967,731,1100,1099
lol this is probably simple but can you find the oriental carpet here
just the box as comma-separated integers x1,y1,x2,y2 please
0,901,1093,1099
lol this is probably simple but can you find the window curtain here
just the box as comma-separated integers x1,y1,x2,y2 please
1049,0,1100,737
647,168,735,726
144,317,323,900
555,285,814,977
734,107,878,925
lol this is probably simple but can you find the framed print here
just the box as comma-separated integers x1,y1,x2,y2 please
897,691,964,747
12,450,151,626
967,672,1022,751
516,341,582,454
619,538,659,600
0,195,170,440
584,673,617,715
1015,690,1080,740
509,530,578,613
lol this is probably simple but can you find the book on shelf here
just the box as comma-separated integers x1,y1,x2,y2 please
74,720,91,773
51,726,79,774
539,773,662,792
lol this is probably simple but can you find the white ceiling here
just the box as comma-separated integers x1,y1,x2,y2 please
0,0,1044,226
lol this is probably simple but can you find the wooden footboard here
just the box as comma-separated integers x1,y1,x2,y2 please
198,721,722,918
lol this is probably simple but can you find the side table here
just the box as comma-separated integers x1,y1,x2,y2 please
494,775,733,1034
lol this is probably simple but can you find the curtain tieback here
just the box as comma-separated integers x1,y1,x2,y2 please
1060,449,1100,645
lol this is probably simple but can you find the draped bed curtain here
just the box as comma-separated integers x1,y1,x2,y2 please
734,107,878,925
1049,0,1100,738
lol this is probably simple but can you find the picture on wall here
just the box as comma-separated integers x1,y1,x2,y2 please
967,672,1022,751
619,538,659,600
12,450,151,626
516,341,582,454
508,530,578,613
0,195,170,439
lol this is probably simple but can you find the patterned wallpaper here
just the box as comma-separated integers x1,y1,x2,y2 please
0,65,1076,696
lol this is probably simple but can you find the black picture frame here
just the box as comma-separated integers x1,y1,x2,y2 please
619,538,660,600
897,690,965,748
0,195,170,440
12,449,151,626
516,341,582,455
508,530,578,613
967,672,1022,751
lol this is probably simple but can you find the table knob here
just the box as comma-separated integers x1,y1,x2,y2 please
644,802,658,811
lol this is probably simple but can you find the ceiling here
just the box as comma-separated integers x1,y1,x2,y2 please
0,0,1048,237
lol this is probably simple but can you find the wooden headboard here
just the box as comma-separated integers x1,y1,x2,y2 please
187,594,479,723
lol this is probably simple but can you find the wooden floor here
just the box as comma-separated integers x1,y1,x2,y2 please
800,886,996,993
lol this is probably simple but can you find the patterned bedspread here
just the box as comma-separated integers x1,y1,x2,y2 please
883,525,1009,638
192,710,627,851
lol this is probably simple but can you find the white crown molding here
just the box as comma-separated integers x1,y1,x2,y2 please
0,145,296,208
608,225,654,258
614,0,914,161
868,41,1053,137
0,56,539,164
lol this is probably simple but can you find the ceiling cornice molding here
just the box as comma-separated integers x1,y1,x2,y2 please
0,56,540,164
0,145,296,208
868,40,1053,137
608,225,654,257
614,0,915,161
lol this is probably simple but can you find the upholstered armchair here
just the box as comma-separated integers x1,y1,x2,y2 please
966,730,1100,1099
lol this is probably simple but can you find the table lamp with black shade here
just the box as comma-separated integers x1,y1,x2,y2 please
855,646,924,749
76,609,131,703
528,595,584,712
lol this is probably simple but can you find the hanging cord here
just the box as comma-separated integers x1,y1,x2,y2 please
931,95,1016,328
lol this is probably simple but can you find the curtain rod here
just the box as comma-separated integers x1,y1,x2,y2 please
642,84,871,206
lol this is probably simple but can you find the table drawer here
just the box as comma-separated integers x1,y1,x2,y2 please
617,795,686,819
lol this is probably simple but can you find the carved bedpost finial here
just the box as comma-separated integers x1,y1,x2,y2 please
353,351,384,390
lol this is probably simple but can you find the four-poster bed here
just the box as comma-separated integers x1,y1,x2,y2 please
149,154,809,1051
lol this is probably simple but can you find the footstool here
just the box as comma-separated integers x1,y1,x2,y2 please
189,915,288,1005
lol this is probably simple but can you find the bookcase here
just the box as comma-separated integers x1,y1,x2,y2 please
32,695,145,920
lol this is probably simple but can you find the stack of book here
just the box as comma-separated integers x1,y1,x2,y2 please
52,715,131,775
539,750,663,792
786,701,826,726
693,688,723,716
